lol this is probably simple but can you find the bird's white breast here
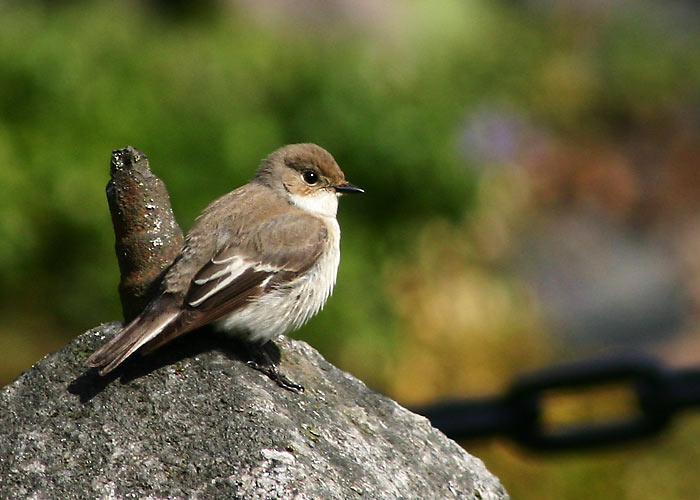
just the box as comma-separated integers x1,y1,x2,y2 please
215,217,341,343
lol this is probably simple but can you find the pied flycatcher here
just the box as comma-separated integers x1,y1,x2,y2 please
87,143,363,390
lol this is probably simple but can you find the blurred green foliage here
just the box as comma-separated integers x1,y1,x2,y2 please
0,0,508,379
1,1,699,499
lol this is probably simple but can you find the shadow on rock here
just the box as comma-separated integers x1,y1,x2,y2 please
67,327,281,403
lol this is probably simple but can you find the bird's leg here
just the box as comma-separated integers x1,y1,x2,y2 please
246,342,305,393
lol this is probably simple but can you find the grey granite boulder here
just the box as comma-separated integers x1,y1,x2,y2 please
0,323,508,500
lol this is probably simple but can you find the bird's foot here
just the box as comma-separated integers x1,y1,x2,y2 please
246,360,304,393
245,342,304,393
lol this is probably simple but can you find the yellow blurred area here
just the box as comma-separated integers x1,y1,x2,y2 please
539,383,641,433
386,171,554,404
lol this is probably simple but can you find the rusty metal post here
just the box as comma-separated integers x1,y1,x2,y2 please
106,146,185,322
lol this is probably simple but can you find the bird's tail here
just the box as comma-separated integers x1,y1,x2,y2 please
86,305,179,375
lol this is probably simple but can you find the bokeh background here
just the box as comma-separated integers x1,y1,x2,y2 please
1,0,699,498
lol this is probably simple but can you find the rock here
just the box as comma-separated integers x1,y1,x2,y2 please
0,323,509,500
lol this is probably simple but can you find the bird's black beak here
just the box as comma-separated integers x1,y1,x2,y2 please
334,182,364,194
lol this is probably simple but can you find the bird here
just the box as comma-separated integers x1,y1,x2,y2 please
87,143,363,391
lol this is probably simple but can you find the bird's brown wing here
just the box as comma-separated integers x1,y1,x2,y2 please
141,213,329,352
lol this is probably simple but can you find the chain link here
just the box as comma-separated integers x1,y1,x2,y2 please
413,353,700,451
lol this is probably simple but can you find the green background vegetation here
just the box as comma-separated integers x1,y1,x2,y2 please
1,1,699,498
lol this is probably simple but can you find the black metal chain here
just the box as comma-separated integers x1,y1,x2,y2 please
412,353,700,451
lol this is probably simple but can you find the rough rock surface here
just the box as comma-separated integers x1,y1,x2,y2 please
0,323,509,500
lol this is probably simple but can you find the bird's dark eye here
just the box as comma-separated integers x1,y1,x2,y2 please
303,170,318,185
